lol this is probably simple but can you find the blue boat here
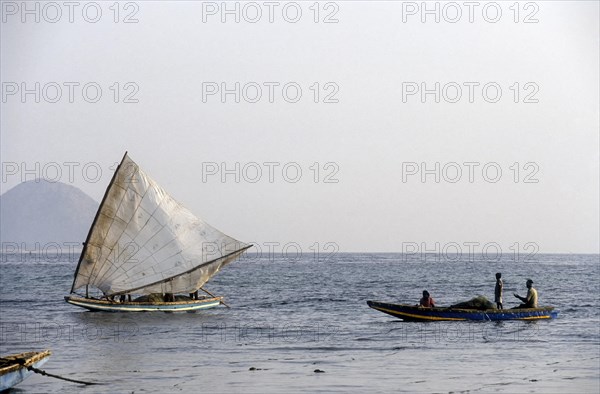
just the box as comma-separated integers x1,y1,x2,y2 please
0,350,51,391
367,301,558,321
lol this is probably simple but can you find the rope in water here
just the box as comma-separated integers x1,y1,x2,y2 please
9,357,101,386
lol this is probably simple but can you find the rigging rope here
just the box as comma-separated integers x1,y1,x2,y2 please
200,287,230,308
8,357,102,386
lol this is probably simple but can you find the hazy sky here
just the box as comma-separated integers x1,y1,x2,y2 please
1,1,598,254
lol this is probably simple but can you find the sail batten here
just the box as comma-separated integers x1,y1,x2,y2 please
107,245,252,297
71,153,249,295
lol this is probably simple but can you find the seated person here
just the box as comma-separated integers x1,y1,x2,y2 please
164,293,175,302
513,279,538,308
419,290,435,307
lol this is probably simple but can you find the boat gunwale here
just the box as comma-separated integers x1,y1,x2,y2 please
0,350,51,375
367,301,558,321
65,295,223,306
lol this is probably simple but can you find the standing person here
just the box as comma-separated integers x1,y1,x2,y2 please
495,273,503,309
513,279,538,308
419,290,435,307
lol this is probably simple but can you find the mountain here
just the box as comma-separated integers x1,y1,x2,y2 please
0,180,98,249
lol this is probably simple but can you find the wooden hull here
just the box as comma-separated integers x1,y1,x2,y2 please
367,301,558,321
64,295,223,312
0,350,51,391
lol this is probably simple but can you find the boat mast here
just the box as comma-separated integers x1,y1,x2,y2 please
70,151,129,294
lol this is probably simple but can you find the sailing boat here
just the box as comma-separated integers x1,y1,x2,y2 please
65,152,251,312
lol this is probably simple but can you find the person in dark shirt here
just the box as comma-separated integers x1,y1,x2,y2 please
419,290,435,307
495,272,503,309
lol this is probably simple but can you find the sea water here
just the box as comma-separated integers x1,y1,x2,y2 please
0,253,598,393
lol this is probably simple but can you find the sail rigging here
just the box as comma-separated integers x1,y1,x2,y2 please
70,153,250,296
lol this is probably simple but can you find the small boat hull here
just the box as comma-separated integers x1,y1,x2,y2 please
0,350,51,391
64,296,223,312
367,301,558,321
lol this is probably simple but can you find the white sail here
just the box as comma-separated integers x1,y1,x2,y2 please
71,153,250,296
